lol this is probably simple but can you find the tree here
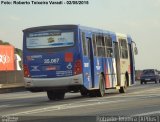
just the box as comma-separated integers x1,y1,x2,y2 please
15,48,22,58
0,40,11,45
0,40,3,44
3,42,10,45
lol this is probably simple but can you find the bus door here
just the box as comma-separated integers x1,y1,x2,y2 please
81,31,95,88
116,37,130,87
113,42,121,86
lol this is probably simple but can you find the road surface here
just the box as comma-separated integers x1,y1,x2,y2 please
0,82,160,122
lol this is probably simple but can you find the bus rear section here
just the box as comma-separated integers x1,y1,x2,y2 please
23,25,84,100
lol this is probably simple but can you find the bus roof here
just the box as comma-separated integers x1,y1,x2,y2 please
23,24,131,43
23,24,79,32
23,24,116,37
23,24,113,33
23,24,123,35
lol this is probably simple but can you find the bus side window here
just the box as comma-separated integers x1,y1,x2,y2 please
81,32,88,56
96,35,105,57
92,34,97,56
86,37,91,59
105,36,113,57
119,39,128,59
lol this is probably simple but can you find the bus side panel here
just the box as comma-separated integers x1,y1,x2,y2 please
128,37,135,84
93,57,103,89
79,29,93,90
120,59,130,86
109,58,117,88
117,35,131,87
104,58,117,88
92,57,117,89
82,57,92,89
112,58,118,87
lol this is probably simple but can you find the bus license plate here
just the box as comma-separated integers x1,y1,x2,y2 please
46,66,56,71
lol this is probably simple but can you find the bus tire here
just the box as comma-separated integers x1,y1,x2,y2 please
47,91,57,101
119,77,127,93
97,75,105,97
119,86,126,93
80,89,88,96
56,92,65,100
47,91,65,100
89,91,97,97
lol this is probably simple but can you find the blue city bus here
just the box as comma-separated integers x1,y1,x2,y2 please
23,25,138,100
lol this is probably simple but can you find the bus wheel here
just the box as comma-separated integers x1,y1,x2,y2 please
97,75,105,97
47,91,57,100
119,80,127,93
89,91,97,97
80,89,88,96
56,92,65,100
47,91,65,100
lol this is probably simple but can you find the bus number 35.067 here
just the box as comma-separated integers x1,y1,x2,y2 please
44,58,59,64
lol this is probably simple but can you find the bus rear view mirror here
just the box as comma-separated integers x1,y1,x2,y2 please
134,47,138,55
132,41,138,55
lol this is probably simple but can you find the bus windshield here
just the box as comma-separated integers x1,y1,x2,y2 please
26,30,74,49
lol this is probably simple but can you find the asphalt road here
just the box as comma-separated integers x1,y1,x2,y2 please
0,82,160,122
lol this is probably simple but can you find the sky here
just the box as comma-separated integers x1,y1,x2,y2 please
0,0,160,70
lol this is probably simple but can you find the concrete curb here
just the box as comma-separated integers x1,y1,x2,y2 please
0,83,25,93
0,83,24,88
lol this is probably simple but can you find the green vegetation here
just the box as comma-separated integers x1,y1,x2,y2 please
0,40,11,45
15,48,22,59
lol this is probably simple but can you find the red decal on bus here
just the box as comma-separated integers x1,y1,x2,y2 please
65,52,73,62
